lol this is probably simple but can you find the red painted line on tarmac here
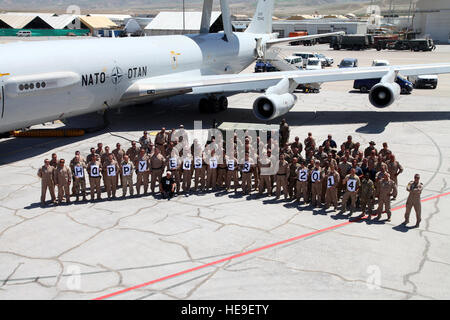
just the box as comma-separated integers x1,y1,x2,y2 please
93,191,450,300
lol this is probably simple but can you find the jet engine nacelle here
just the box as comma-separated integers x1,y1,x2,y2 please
368,69,400,108
253,77,298,120
253,93,297,120
368,82,400,108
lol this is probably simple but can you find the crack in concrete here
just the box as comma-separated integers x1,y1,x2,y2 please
427,259,450,268
183,260,231,299
159,238,194,262
268,213,299,232
0,208,56,239
0,252,240,285
1,263,24,287
402,179,446,300
117,225,201,238
154,213,169,224
258,256,433,299
135,273,211,300
191,208,272,234
131,241,256,300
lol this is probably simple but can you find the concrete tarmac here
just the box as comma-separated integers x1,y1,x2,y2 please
0,44,450,300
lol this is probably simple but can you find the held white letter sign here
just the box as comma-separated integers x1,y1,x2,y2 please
74,165,84,178
183,159,191,170
107,165,116,177
169,158,177,170
138,160,147,172
209,157,218,169
227,160,235,171
122,164,131,176
194,157,202,169
91,165,100,177
299,169,308,182
347,179,356,192
327,176,335,188
311,170,320,182
243,162,251,173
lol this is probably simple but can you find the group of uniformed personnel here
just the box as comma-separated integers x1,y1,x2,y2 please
37,124,423,227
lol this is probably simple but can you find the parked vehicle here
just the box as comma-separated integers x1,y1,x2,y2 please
378,39,411,51
305,58,322,70
376,38,436,51
284,56,304,69
288,31,308,46
17,30,32,37
293,52,315,67
353,75,413,94
297,83,321,93
302,39,317,46
372,60,390,66
407,75,438,89
255,59,277,73
316,53,333,67
338,58,358,68
409,39,436,52
330,34,374,50
373,35,399,48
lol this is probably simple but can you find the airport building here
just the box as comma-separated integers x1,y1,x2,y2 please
144,11,222,36
78,15,118,36
272,20,368,38
0,12,120,37
413,0,450,44
234,19,368,38
0,14,53,29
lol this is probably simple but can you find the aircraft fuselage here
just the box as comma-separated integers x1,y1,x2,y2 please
0,32,266,133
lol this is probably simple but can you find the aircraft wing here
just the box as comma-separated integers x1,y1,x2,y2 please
120,63,450,102
266,31,345,47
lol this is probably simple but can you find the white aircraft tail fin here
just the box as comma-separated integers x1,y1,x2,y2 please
245,0,274,34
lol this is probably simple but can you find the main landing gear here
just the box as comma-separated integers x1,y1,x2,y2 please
198,96,228,114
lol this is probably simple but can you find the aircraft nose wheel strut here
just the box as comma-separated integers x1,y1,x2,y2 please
199,96,228,114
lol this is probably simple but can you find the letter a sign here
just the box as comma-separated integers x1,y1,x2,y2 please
90,165,100,177
183,159,191,170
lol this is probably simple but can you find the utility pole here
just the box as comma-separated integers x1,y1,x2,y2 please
182,0,185,32
407,0,413,31
387,0,393,24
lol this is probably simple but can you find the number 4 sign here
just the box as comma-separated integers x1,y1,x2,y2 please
347,179,356,192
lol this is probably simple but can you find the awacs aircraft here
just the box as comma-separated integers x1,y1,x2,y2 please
0,0,450,134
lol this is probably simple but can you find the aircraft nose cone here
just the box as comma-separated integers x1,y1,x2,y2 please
263,103,272,112
378,91,387,100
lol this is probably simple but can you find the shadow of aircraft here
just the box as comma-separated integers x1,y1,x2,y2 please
2,95,450,165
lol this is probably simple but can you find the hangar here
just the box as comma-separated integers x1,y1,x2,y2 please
144,11,222,36
0,14,53,29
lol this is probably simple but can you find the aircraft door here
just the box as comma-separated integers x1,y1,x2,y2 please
0,82,4,121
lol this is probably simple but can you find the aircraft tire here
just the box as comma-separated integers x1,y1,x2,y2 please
209,98,221,113
219,96,228,111
199,98,209,113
